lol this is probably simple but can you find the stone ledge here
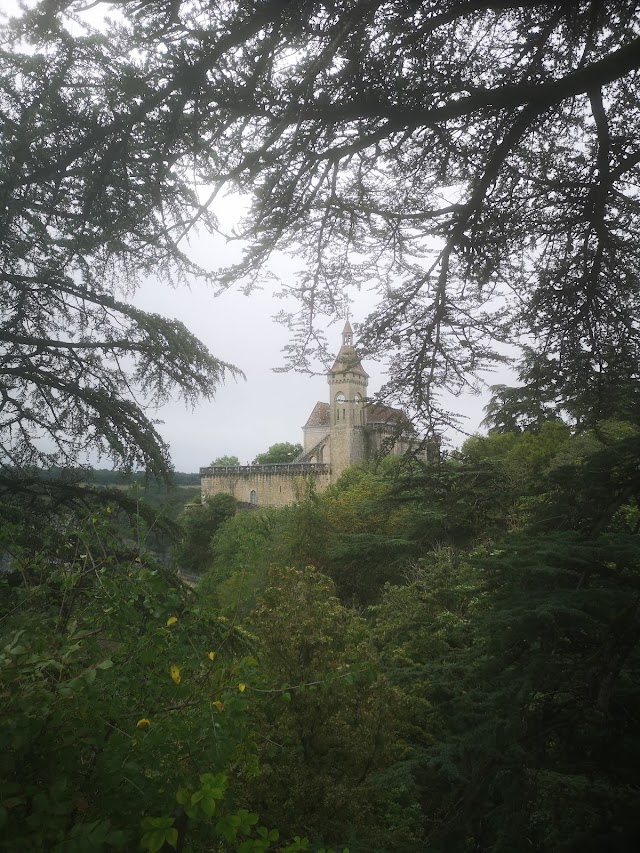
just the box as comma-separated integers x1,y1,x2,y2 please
200,463,330,476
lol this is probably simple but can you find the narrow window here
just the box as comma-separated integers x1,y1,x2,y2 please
250,489,257,505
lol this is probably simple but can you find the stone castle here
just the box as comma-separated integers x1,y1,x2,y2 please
200,322,426,507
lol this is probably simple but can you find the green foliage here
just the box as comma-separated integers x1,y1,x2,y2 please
173,493,237,573
238,566,402,851
253,443,304,465
211,456,241,466
87,469,200,488
200,423,640,850
6,420,640,852
140,772,349,853
366,427,640,851
200,507,286,616
482,381,564,434
0,509,256,851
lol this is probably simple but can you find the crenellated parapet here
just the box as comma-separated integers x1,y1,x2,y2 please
200,463,329,477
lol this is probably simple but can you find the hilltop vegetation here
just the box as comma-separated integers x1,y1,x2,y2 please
4,416,638,851
2,1,640,850
191,418,640,851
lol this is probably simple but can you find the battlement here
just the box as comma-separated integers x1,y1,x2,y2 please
200,462,332,507
200,463,330,477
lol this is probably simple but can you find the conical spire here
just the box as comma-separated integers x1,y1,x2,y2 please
328,320,369,378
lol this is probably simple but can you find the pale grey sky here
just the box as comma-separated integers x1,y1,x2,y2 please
131,193,497,472
3,1,500,473
132,221,393,472
134,185,503,471
133,258,493,472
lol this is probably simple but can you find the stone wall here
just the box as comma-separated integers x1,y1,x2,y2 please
330,423,366,482
200,463,331,508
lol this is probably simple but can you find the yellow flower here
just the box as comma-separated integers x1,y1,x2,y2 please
170,665,181,685
212,700,224,713
238,682,246,693
136,718,150,729
207,651,215,661
166,616,178,627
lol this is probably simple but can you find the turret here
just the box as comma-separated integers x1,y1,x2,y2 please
327,321,368,479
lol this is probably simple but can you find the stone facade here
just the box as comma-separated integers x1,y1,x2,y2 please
200,463,331,507
200,322,428,507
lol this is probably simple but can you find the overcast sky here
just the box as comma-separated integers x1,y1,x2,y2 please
132,201,396,472
132,199,494,472
135,285,493,473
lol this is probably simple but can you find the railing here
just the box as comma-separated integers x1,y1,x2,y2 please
200,463,330,476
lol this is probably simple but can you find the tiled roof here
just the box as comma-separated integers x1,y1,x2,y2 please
303,401,330,428
364,403,408,425
328,345,369,379
304,399,408,428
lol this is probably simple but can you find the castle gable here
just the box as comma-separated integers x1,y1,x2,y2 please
304,401,330,428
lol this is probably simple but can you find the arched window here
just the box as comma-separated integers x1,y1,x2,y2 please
354,393,364,425
249,489,257,505
335,392,345,423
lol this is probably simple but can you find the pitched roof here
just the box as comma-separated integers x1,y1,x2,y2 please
364,403,409,425
304,399,409,429
303,401,330,428
328,345,369,379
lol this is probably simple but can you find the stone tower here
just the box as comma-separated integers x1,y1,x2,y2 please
327,320,369,479
201,321,431,508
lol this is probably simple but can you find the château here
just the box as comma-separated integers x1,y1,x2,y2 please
200,322,428,507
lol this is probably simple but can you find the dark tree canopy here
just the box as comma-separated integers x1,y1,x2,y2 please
2,0,640,473
0,2,239,481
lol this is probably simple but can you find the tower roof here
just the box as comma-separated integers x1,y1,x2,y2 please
328,322,369,379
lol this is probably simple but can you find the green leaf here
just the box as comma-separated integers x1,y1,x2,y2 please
176,787,190,806
140,829,169,853
141,816,175,830
199,795,217,819
164,828,178,849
